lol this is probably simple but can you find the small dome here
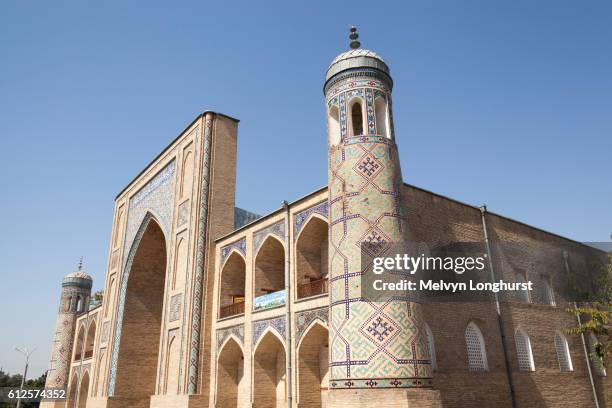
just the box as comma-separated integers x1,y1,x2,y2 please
325,48,390,84
64,270,93,281
329,48,386,68
325,27,391,88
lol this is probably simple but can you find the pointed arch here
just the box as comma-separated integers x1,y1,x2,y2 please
219,251,247,318
94,348,107,397
514,328,535,371
84,321,96,359
296,216,329,299
328,105,341,145
297,320,329,408
348,98,365,136
554,331,573,372
254,235,286,308
67,373,79,408
163,332,180,395
74,324,85,361
105,276,116,318
374,95,389,138
216,336,245,408
77,370,90,408
465,322,488,372
113,207,124,248
172,236,188,291
253,330,287,408
109,214,168,402
180,150,194,199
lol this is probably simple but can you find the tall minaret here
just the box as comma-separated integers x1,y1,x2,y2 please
325,28,440,406
43,260,92,393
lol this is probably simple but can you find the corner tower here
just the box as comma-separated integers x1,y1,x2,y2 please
325,28,441,407
43,261,92,396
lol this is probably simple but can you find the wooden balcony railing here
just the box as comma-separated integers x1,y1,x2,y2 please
219,301,245,318
297,278,328,299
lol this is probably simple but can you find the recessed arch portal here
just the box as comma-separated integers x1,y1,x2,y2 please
84,321,96,360
216,337,245,408
297,321,329,408
74,325,85,361
67,374,78,408
112,216,168,404
296,216,329,299
77,371,90,408
220,251,246,318
254,236,286,309
253,330,287,408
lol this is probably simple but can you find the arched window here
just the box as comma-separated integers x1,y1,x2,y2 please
76,296,83,312
514,329,535,371
374,96,388,138
349,100,364,136
328,106,341,145
74,325,85,361
588,333,606,376
465,322,488,372
542,276,555,306
424,323,437,371
515,271,530,303
84,322,96,360
554,332,573,372
66,296,73,312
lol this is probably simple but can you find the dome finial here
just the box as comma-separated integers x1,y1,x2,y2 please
78,256,83,271
349,26,360,49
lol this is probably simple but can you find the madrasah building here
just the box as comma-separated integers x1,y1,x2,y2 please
41,28,610,408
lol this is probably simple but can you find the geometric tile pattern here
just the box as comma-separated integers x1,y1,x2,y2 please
177,200,190,227
169,294,182,322
294,201,329,239
187,122,209,394
252,316,286,346
220,238,247,267
216,324,245,352
327,76,432,388
295,307,329,345
253,221,285,254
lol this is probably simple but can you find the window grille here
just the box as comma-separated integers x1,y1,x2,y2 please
554,332,573,372
465,323,488,372
514,329,535,371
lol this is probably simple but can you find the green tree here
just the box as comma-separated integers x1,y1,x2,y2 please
567,253,612,371
89,289,104,309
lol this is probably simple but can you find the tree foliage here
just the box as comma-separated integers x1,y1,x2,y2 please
89,289,104,309
566,253,612,371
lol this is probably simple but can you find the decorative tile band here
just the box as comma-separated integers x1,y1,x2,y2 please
295,307,329,345
294,201,329,239
216,325,245,352
252,316,286,346
330,377,433,389
220,238,247,267
188,122,208,394
177,200,190,227
169,294,182,322
253,221,285,254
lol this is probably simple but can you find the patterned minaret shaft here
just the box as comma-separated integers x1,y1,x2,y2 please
43,264,92,390
325,28,433,389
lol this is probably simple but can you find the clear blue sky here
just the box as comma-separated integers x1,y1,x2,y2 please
1,0,610,377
